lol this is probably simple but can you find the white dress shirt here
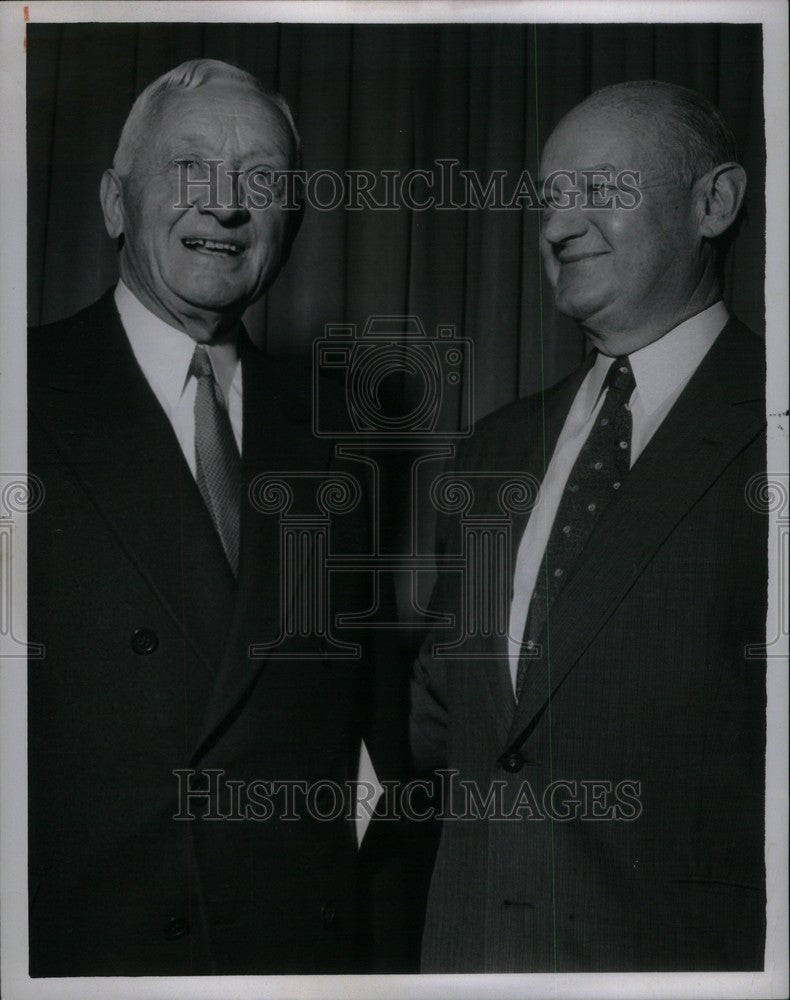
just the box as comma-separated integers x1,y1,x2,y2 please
115,279,242,469
507,301,729,690
114,280,380,844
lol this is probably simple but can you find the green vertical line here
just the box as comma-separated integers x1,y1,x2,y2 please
532,21,558,974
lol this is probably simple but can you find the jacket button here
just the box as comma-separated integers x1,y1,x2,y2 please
131,627,158,655
162,916,190,940
321,902,336,927
500,752,525,773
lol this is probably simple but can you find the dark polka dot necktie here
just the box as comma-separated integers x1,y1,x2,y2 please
516,355,635,699
189,345,240,576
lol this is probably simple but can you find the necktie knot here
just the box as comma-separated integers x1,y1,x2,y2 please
604,355,635,396
189,344,214,382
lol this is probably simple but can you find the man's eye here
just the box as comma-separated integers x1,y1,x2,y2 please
172,158,209,174
246,166,287,199
541,191,573,211
540,189,561,209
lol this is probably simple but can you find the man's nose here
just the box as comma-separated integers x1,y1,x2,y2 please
541,201,588,247
196,167,250,225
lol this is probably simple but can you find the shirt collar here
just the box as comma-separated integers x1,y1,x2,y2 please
114,279,239,408
627,300,728,415
582,300,729,419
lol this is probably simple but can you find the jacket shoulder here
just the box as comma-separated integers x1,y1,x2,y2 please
453,363,584,466
29,290,119,385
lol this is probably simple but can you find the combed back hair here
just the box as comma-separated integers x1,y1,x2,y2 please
577,80,740,187
112,58,302,178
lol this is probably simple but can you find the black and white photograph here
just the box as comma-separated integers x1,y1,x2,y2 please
0,2,787,998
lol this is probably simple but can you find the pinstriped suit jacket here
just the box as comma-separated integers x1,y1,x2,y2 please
411,317,767,971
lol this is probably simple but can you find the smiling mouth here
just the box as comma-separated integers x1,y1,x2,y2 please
558,251,608,264
181,238,244,257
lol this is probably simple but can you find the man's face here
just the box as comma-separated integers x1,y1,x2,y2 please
539,104,702,352
117,80,293,331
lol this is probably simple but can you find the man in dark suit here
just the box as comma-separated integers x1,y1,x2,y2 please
28,58,409,976
411,81,767,972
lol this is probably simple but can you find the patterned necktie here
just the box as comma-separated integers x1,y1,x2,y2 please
189,345,240,576
516,355,635,699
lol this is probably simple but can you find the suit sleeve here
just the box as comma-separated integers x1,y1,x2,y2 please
409,639,448,772
409,488,454,773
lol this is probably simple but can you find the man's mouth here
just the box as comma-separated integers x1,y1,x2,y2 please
557,250,608,264
181,238,244,257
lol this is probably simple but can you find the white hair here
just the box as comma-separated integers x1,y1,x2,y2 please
112,58,302,178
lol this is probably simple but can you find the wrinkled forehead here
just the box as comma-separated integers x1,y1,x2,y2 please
540,102,668,178
152,80,295,163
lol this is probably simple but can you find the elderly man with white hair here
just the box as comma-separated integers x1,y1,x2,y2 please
28,59,405,976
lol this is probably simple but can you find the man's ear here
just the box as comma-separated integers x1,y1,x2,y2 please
100,169,126,239
695,162,747,240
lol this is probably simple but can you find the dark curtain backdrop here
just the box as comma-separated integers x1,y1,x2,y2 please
28,21,764,420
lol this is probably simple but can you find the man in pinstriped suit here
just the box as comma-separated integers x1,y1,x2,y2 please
411,81,766,972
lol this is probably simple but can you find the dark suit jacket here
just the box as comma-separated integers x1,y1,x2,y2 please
411,317,767,972
27,289,411,976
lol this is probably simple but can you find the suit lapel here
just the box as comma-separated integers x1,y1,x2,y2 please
191,337,335,760
476,357,596,742
505,354,596,570
29,291,235,679
506,319,765,750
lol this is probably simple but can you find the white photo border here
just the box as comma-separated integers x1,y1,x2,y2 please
1,3,787,999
